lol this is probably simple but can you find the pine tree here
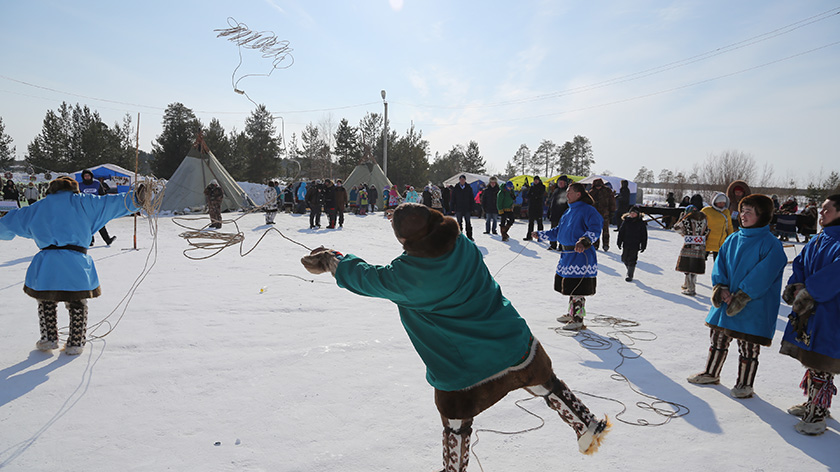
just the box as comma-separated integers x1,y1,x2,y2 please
0,117,17,169
571,135,593,176
300,122,324,179
152,103,202,179
204,118,232,171
512,144,530,175
227,130,249,181
334,118,360,178
358,112,384,166
388,124,430,188
462,140,486,174
533,139,557,177
244,105,281,183
26,102,129,173
429,146,464,184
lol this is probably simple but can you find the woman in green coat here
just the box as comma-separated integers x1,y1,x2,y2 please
301,203,609,471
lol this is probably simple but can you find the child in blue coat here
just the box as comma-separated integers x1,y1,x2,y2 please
687,194,786,398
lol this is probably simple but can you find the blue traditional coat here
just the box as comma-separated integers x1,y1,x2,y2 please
536,201,602,278
780,225,840,370
0,190,140,300
704,225,787,345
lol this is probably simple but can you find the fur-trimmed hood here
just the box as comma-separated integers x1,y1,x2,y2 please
727,180,751,210
393,203,460,258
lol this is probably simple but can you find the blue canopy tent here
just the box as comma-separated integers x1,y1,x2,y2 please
73,164,135,193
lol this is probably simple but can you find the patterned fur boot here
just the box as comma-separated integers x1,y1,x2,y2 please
440,418,472,472
562,297,586,331
65,300,88,355
795,370,836,435
688,329,731,385
36,300,59,351
731,341,760,398
557,298,576,323
530,376,611,454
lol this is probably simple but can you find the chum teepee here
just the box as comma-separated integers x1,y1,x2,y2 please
342,162,393,209
160,135,253,213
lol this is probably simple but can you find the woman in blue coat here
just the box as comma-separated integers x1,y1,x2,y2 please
687,194,787,399
779,194,840,435
0,176,143,355
534,183,603,330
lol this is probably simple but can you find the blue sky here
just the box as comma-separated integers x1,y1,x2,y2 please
1,0,838,183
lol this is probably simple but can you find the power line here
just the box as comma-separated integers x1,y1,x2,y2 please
1,7,837,124
412,40,840,128
395,7,840,110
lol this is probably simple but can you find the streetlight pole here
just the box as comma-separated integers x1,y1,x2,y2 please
381,89,388,180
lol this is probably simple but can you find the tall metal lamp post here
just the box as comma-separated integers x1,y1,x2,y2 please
381,89,388,180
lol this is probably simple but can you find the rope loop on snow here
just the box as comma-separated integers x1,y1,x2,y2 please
554,314,691,427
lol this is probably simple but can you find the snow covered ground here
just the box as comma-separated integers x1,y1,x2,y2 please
0,209,837,471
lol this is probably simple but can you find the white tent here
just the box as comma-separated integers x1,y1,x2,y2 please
159,136,253,213
579,174,639,203
442,172,493,188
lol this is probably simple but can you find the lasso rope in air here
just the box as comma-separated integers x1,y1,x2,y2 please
269,273,333,285
214,16,294,137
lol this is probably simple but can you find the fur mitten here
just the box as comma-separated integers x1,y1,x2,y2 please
792,287,816,316
726,290,751,317
782,283,805,305
712,284,729,308
576,237,592,249
300,247,342,276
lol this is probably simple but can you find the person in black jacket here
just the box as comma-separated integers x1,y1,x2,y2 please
450,175,474,240
422,184,432,207
442,185,451,215
616,180,631,225
481,177,500,235
367,184,378,214
323,179,337,229
3,179,21,202
546,176,570,250
306,180,325,229
523,176,545,240
617,206,648,282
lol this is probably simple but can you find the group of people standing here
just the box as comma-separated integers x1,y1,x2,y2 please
303,179,348,229
681,191,840,436
2,179,47,206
